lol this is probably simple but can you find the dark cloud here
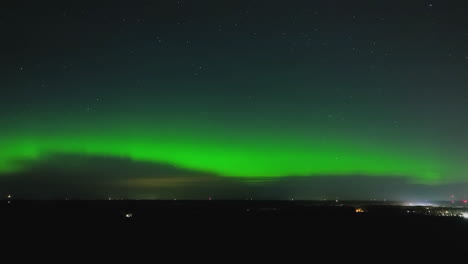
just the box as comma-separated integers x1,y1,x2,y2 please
1,153,467,200
0,153,246,199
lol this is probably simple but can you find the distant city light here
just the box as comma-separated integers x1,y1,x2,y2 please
461,213,468,219
125,213,133,218
7,195,11,199
406,202,434,207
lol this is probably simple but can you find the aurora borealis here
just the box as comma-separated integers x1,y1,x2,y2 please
1,0,468,199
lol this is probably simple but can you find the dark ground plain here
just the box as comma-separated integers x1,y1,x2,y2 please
2,200,467,252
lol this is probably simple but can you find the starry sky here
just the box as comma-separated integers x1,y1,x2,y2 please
1,0,468,200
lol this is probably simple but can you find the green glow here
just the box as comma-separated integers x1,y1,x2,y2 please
0,116,448,184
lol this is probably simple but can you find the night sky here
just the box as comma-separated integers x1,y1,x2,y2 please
1,0,468,200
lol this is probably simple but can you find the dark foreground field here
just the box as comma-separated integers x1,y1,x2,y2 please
2,200,467,250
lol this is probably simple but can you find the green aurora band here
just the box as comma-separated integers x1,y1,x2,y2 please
0,115,448,184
